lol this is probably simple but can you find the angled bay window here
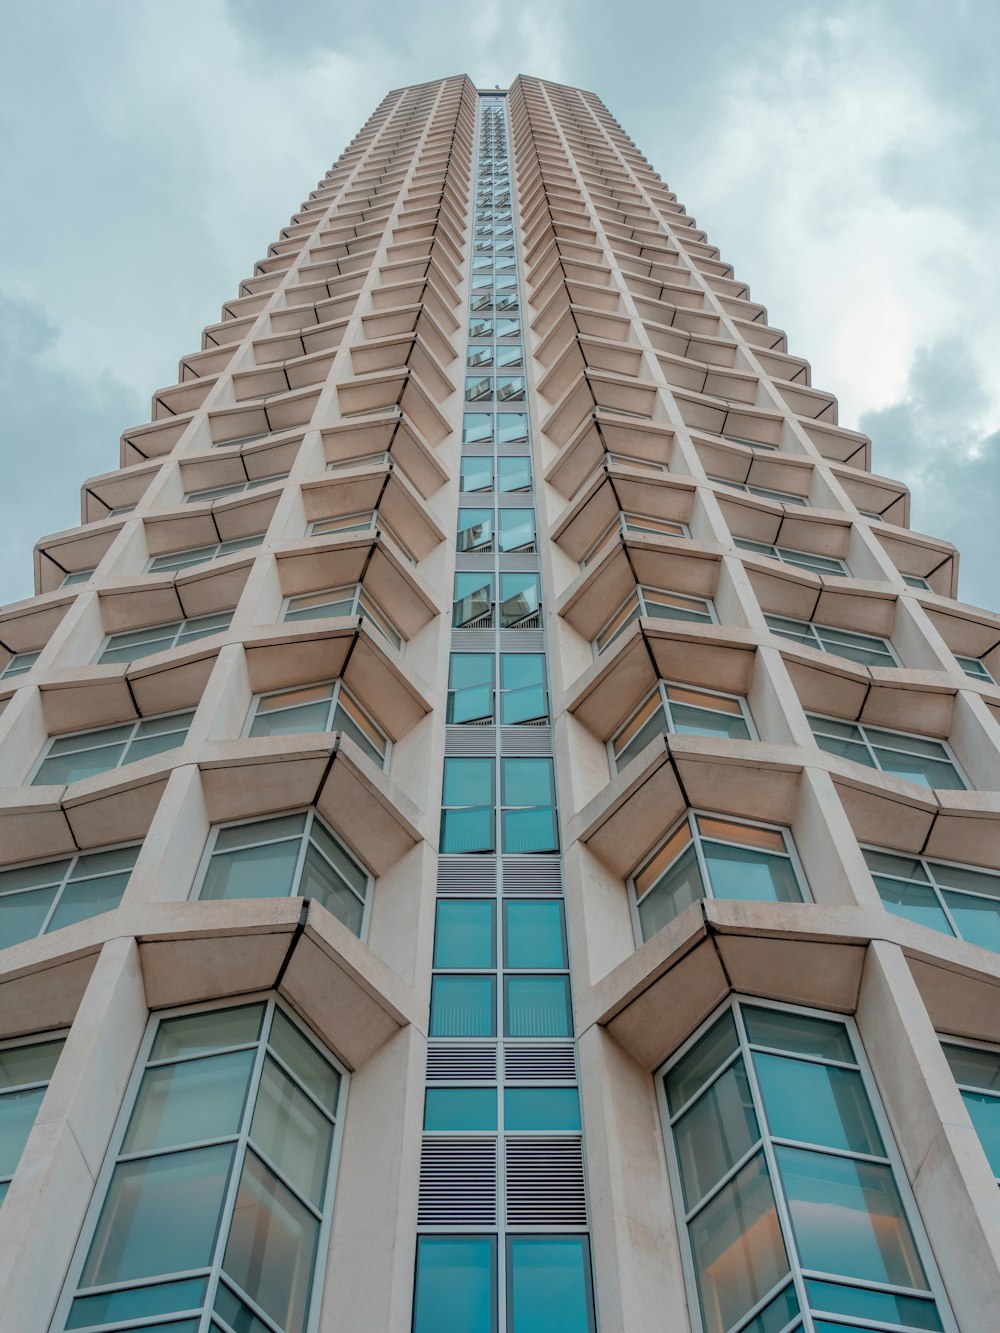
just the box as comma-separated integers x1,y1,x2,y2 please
98,611,233,665
247,681,387,768
581,512,689,567
659,1001,949,1333
0,649,41,678
61,568,96,587
0,845,139,949
766,613,898,668
148,534,263,574
56,1000,346,1333
308,510,415,562
956,654,994,683
632,814,805,942
0,1033,65,1208
197,811,369,937
709,475,807,506
595,586,715,655
735,538,848,577
863,847,1000,953
31,711,194,786
612,682,753,770
941,1041,1000,1182
282,584,402,651
185,473,288,504
807,716,966,790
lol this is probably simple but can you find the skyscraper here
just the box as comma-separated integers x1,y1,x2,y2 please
0,69,998,1331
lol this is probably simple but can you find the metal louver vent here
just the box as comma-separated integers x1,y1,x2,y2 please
505,1136,587,1226
437,855,498,894
446,725,497,755
419,1136,498,1225
456,551,496,570
504,1043,577,1081
498,551,538,570
497,628,544,651
427,1045,498,1081
500,725,552,755
502,856,563,894
451,629,498,651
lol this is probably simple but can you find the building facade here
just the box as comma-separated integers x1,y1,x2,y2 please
0,73,999,1333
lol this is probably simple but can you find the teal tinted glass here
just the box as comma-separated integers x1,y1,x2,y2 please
637,843,704,940
150,1005,264,1061
502,758,553,806
0,1086,46,1177
743,1006,854,1063
703,842,801,903
448,654,494,724
424,1088,498,1131
503,1088,580,1131
199,837,300,902
501,808,558,854
507,1236,595,1333
435,900,496,968
500,653,546,724
504,977,572,1037
754,1054,884,1156
430,976,496,1037
250,1057,333,1207
942,891,1000,951
807,1279,942,1329
267,1010,340,1114
0,1038,64,1089
413,1237,496,1333
66,1277,208,1329
123,1049,255,1154
503,900,566,969
665,1011,740,1114
674,1058,759,1209
444,758,494,806
942,1042,1000,1091
873,875,953,935
739,1282,799,1333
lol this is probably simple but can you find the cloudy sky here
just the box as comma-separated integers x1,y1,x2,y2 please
2,1,998,607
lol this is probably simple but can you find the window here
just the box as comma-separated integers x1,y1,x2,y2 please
807,715,966,790
148,535,263,574
903,574,931,590
32,711,193,786
956,654,993,683
709,475,807,506
582,512,689,566
197,811,369,937
247,681,387,767
632,813,805,942
61,568,95,587
0,649,41,679
0,845,139,949
659,1001,948,1333
735,538,848,577
185,473,288,504
57,1000,346,1333
765,614,898,668
454,573,495,629
447,654,548,726
282,584,402,651
941,1041,1000,1182
612,683,753,770
308,509,414,561
595,587,715,655
440,758,557,856
98,611,233,665
0,1033,65,1208
863,847,1000,954
500,573,540,628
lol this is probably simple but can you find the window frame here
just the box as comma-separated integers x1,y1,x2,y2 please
609,680,756,773
244,679,389,769
807,713,969,791
0,842,141,948
940,1034,1000,1184
593,586,717,656
280,583,403,652
862,844,1000,952
765,613,899,668
96,610,233,665
146,533,264,574
0,1029,68,1203
655,996,957,1333
735,537,849,578
51,993,349,1333
0,649,42,679
29,709,196,787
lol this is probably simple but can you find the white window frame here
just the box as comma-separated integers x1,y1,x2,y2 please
96,610,233,665
594,586,717,656
708,475,807,506
184,472,288,504
280,583,403,652
244,679,390,769
808,713,969,790
765,613,899,668
655,995,958,1333
955,653,993,683
51,993,349,1333
29,709,195,786
0,649,41,679
581,512,690,568
940,1033,1000,1184
609,680,756,773
862,844,1000,949
0,1029,68,1199
146,534,264,573
307,510,416,564
0,843,140,945
735,537,849,578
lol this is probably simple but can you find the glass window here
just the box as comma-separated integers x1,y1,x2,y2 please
808,715,966,790
148,534,263,573
458,508,495,552
612,683,751,770
660,1002,947,1333
903,574,931,590
500,654,547,725
0,650,41,679
413,1237,496,1333
956,654,993,682
32,711,194,786
441,758,495,854
865,846,1000,954
463,413,493,444
0,1034,65,1207
248,681,388,767
942,1041,1000,1180
185,473,287,504
507,1237,596,1333
448,654,495,724
596,587,715,654
461,457,494,492
496,413,529,445
735,538,848,577
504,1088,581,1132
98,611,232,665
765,613,898,669
61,568,95,586
454,573,495,629
435,900,496,969
498,509,535,553
62,1001,345,1333
0,846,139,949
497,456,532,493
282,584,402,651
499,573,540,629
504,976,572,1038
501,758,557,854
424,1088,498,1131
633,814,804,942
504,900,566,969
197,811,369,937
430,975,496,1038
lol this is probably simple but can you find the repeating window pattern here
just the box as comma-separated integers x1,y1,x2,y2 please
807,716,966,790
308,509,416,562
0,1033,66,1207
97,611,233,665
247,680,388,767
611,681,753,770
415,94,594,1332
282,584,402,651
148,534,264,573
61,568,96,587
196,811,370,937
765,614,898,668
55,1000,347,1333
0,845,139,949
863,847,1000,953
658,1001,950,1333
32,711,195,786
631,813,806,942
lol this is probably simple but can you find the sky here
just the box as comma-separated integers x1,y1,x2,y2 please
2,0,998,608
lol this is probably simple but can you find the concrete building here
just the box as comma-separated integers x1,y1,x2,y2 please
0,73,999,1333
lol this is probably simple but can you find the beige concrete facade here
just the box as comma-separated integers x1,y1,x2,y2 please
0,73,998,1333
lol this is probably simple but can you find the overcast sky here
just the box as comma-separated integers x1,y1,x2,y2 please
2,0,998,609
